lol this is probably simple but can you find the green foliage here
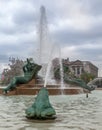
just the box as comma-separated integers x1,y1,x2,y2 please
54,64,70,80
80,72,95,83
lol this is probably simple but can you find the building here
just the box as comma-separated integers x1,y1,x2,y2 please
53,58,98,78
69,60,84,78
83,61,98,77
69,60,98,78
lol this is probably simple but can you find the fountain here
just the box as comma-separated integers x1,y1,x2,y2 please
0,5,101,129
8,6,97,120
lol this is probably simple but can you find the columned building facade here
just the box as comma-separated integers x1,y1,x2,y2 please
69,60,84,77
63,59,98,78
52,58,98,78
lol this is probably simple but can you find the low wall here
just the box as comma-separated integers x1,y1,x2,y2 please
0,85,84,96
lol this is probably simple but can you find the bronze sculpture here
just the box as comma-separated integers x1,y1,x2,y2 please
25,87,56,119
64,77,95,91
2,58,42,94
54,65,95,91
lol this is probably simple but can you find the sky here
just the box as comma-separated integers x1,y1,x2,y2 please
0,0,102,76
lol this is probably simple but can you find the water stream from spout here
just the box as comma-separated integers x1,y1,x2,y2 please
59,47,65,94
44,45,65,95
37,5,65,91
44,47,54,88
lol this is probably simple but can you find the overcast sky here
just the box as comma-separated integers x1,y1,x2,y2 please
0,0,102,76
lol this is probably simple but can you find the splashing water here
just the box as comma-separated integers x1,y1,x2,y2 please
44,45,65,91
38,6,48,65
44,46,54,87
37,6,65,89
59,47,65,94
37,5,53,79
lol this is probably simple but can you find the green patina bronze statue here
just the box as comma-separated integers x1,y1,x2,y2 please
3,58,42,94
64,77,95,91
25,87,56,119
54,65,95,91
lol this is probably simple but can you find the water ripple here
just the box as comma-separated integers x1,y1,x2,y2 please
0,90,102,130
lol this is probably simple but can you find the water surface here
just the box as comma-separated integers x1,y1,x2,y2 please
0,90,102,130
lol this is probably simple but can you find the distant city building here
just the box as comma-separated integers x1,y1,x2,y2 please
52,58,98,78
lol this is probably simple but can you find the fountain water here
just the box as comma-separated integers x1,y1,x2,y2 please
59,47,65,91
0,4,100,128
43,45,65,89
37,5,65,90
37,5,52,79
44,46,54,88
38,6,48,65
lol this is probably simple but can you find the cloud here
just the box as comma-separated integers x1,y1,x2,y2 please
0,54,9,62
0,0,102,76
84,0,102,16
12,5,37,26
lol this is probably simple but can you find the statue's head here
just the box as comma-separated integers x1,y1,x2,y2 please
27,58,29,62
30,63,42,77
24,58,42,78
88,84,96,91
27,58,35,64
34,63,42,71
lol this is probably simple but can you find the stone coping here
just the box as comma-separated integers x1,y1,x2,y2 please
0,86,84,96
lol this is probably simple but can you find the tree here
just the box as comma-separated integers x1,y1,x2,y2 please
80,72,95,84
54,64,71,80
1,57,24,85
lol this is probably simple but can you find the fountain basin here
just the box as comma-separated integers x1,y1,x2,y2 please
0,90,102,130
0,85,84,95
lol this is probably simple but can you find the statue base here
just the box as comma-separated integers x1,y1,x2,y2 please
26,115,57,120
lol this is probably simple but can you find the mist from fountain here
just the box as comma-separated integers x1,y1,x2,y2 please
37,5,52,79
59,47,64,89
44,46,54,88
43,46,65,96
38,6,48,65
36,5,65,91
